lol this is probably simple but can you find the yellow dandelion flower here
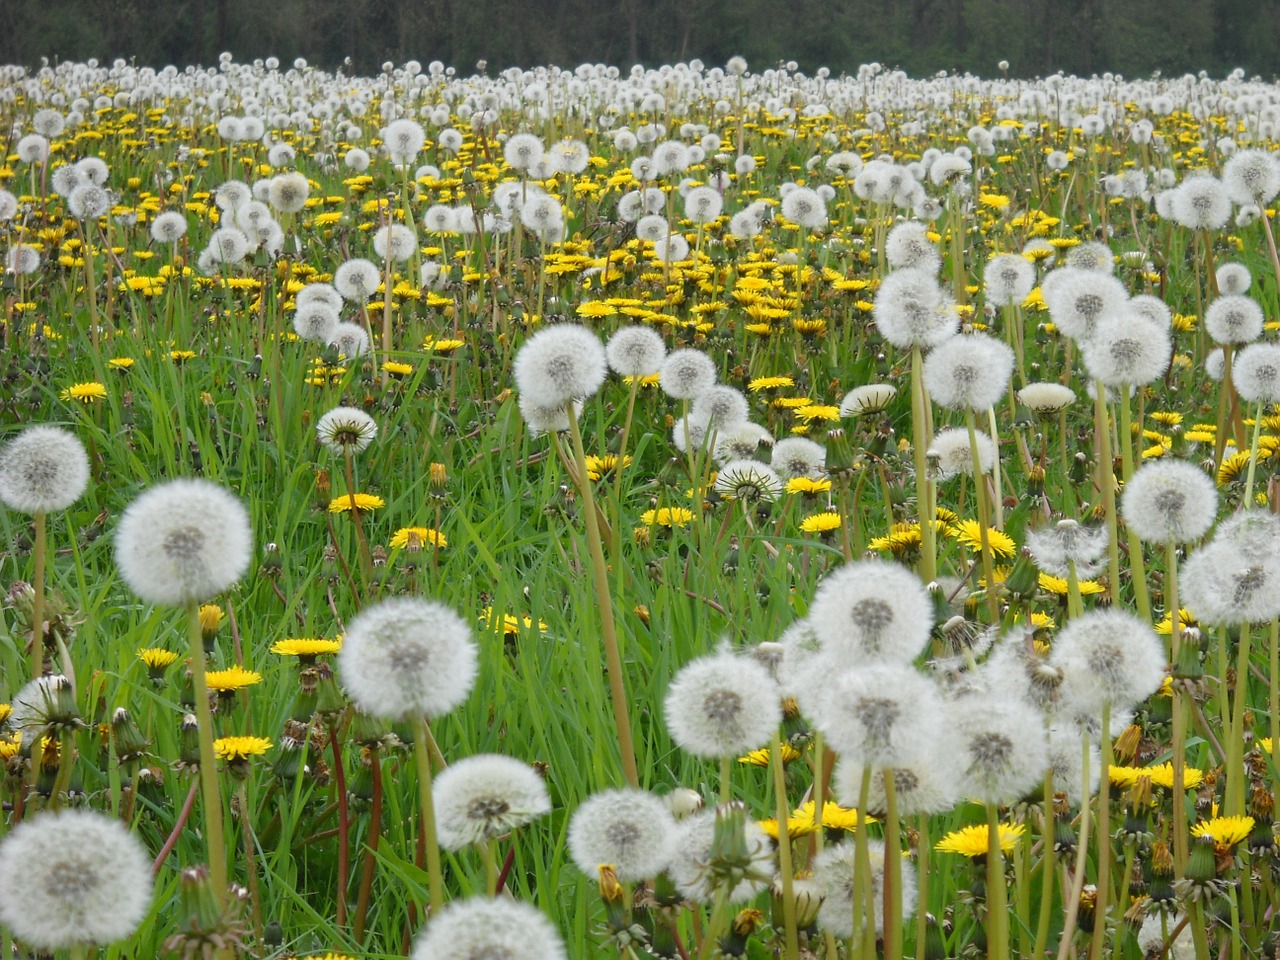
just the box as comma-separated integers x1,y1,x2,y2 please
480,606,548,636
951,519,1017,558
1191,815,1254,850
1155,608,1197,635
795,404,841,422
204,665,263,692
936,822,1026,856
748,375,795,392
575,301,617,318
788,477,832,495
979,193,1011,210
738,743,801,766
1039,572,1106,596
423,337,465,353
641,506,695,527
170,350,196,364
799,511,842,534
137,647,180,671
60,381,107,403
1217,451,1253,486
270,638,343,658
585,454,632,481
0,733,21,760
382,361,414,378
328,493,385,513
108,357,134,371
389,526,447,549
214,736,273,761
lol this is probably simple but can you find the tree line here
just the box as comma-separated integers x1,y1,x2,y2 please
2,0,1277,80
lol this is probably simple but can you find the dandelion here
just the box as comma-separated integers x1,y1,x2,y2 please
691,385,750,433
951,694,1049,805
985,253,1036,307
1170,176,1232,231
664,649,781,759
115,479,253,607
1233,342,1280,402
513,324,607,411
0,809,153,950
316,406,378,455
389,527,446,550
885,221,940,272
1204,295,1264,345
771,437,826,480
713,459,784,502
214,180,251,212
1041,267,1128,341
67,183,111,220
328,322,371,359
411,896,567,960
928,426,996,479
0,425,90,515
660,347,718,399
813,839,914,940
923,332,1015,411
1018,382,1076,414
873,267,958,350
568,787,677,881
328,493,384,514
935,822,1026,856
1026,519,1109,578
780,186,827,230
1222,149,1280,205
433,754,551,850
810,664,942,769
204,665,263,693
1121,460,1218,545
337,596,476,721
1050,609,1167,715
833,739,963,817
840,383,897,416
214,736,273,761
383,119,426,165
1216,263,1252,295
334,258,382,301
806,559,933,664
1081,311,1172,387
293,302,340,343
666,807,773,904
605,326,666,377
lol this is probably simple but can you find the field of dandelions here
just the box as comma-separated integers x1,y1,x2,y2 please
6,52,1280,960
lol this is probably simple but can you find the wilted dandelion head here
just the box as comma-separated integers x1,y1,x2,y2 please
885,221,940,272
1223,148,1280,205
664,648,782,758
1041,267,1128,341
1050,608,1167,715
513,324,607,412
713,459,783,502
923,331,1014,411
214,180,251,212
873,267,958,350
1081,311,1171,387
1232,342,1280,403
568,788,678,881
0,809,153,950
1025,519,1108,579
0,425,90,515
1204,294,1264,345
333,258,382,301
316,406,377,455
410,896,567,960
690,385,750,433
1216,262,1252,296
383,118,426,164
328,321,371,359
1121,459,1217,545
660,348,717,399
337,596,477,720
985,253,1036,307
951,695,1049,805
806,559,933,664
814,839,914,940
115,478,253,607
1170,176,1231,230
780,186,827,230
1065,240,1115,273
770,436,826,481
292,301,340,344
927,426,996,479
150,210,188,244
605,325,666,377
267,172,310,214
1180,541,1280,626
666,807,773,904
812,664,941,769
433,754,551,850
373,223,417,263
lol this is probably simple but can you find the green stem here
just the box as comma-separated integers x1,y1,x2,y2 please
1089,702,1113,960
30,509,46,679
1226,622,1251,817
985,803,1009,960
412,715,445,916
911,347,936,584
771,731,800,960
566,402,640,787
1033,769,1057,960
883,769,903,960
1095,382,1122,605
187,599,228,909
965,410,999,622
1056,734,1094,960
1244,398,1264,507
1169,541,1189,876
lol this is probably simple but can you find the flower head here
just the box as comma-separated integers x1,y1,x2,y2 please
814,838,914,940
337,597,477,720
214,736,273,761
513,324,607,411
270,638,342,658
568,788,677,881
204,665,263,693
664,649,781,758
328,494,384,514
316,406,378,455
660,348,718,399
1121,460,1217,545
0,809,153,949
433,754,551,850
1050,608,1167,714
410,896,567,960
713,460,784,502
0,425,90,515
806,559,933,664
935,821,1026,857
605,326,666,377
924,332,1014,412
115,479,253,607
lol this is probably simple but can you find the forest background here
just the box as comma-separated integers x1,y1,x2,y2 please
2,0,1279,78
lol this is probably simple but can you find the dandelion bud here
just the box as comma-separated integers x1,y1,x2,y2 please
179,713,201,768
772,874,823,931
1004,548,1040,600
667,787,704,820
1183,836,1219,885
111,707,150,764
1172,630,1205,680
199,604,223,647
429,462,448,487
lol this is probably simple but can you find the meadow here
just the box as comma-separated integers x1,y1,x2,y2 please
2,54,1280,960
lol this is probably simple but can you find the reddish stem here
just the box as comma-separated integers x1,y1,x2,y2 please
331,719,350,926
153,780,201,874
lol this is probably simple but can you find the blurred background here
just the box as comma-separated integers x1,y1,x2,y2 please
1,0,1278,77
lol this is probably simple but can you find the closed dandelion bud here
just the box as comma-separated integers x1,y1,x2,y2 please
1248,816,1275,853
1251,784,1275,821
1077,885,1097,933
824,426,857,474
1173,630,1204,680
199,604,223,649
772,874,823,931
315,470,331,508
667,787,704,820
597,865,630,932
111,707,150,764
922,914,948,960
313,663,347,716
1054,816,1078,854
1183,836,1218,884
430,461,448,487
259,542,282,580
272,720,310,781
1027,465,1045,497
1004,548,1040,600
179,713,201,768
1070,451,1089,485
1113,724,1143,763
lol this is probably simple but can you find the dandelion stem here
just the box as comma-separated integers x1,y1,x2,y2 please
1056,735,1094,960
412,714,445,916
187,599,229,910
882,769,903,960
1094,382,1122,605
770,730,800,960
352,744,384,943
29,509,46,679
915,812,931,960
330,715,350,925
565,400,640,788
985,802,1009,960
1033,769,1057,960
1244,398,1264,507
911,347,937,584
965,410,999,623
1226,623,1251,817
1168,540,1190,875
853,766,873,960
1089,702,1113,960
